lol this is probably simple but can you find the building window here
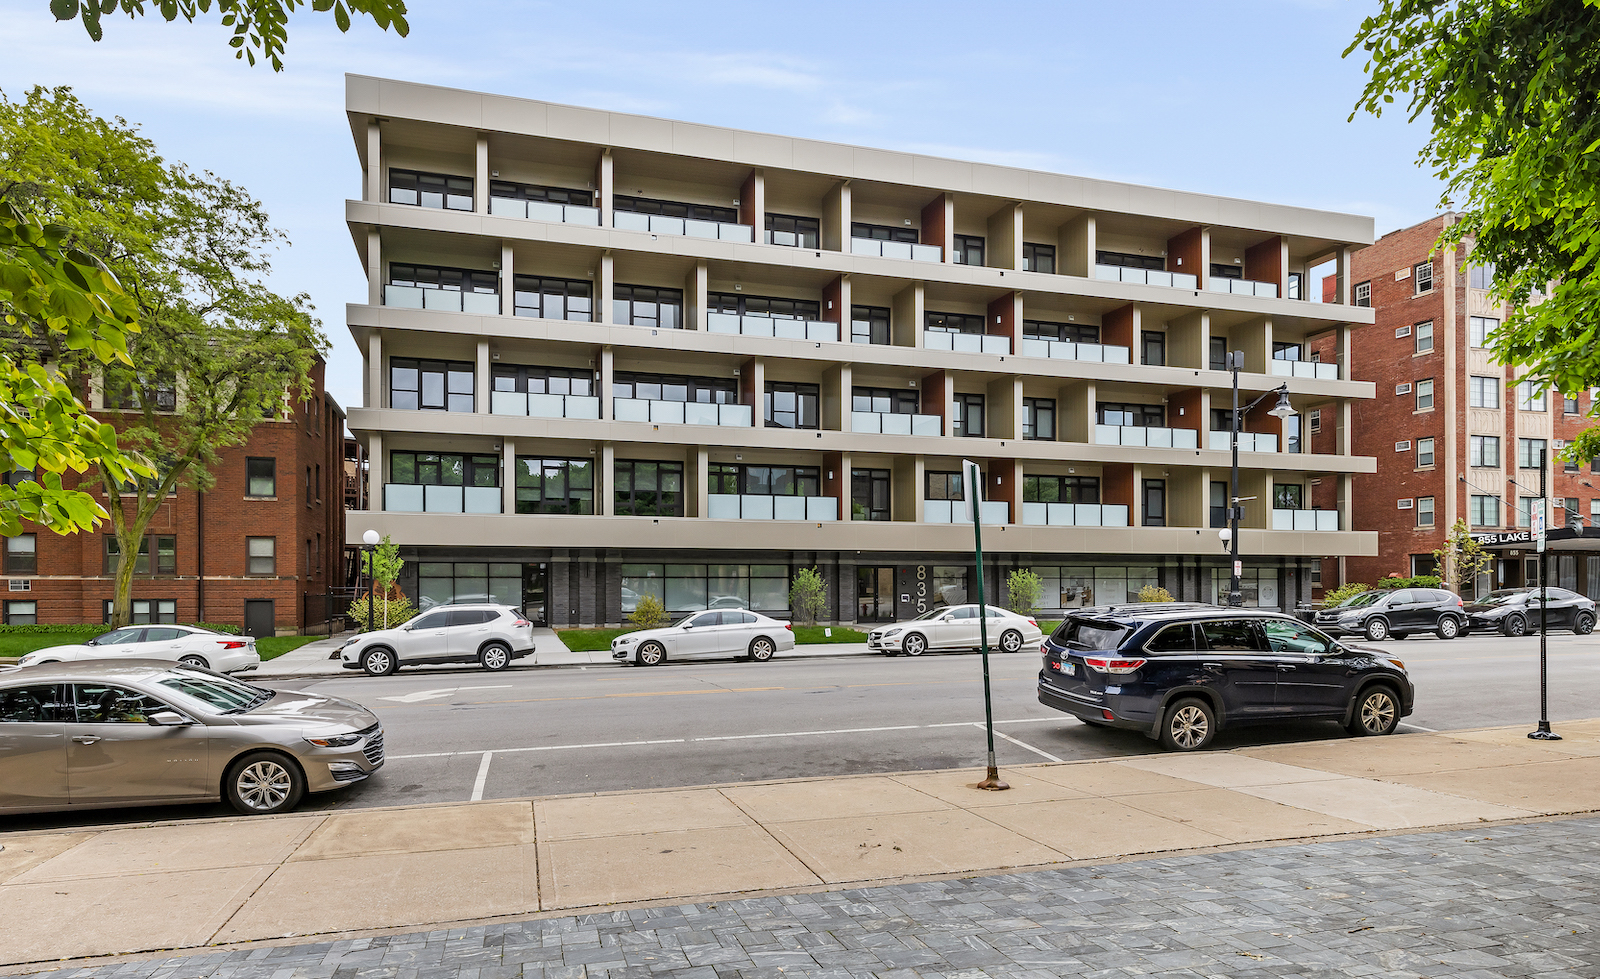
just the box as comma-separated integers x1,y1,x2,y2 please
1470,262,1495,289
614,460,684,517
764,382,819,430
492,365,594,396
1470,435,1501,467
1308,408,1321,435
305,466,313,506
1287,272,1303,300
1210,263,1244,280
765,213,819,248
489,180,591,206
1097,250,1165,271
1469,376,1500,409
388,168,472,210
388,263,499,299
1518,438,1547,469
1354,281,1371,307
1142,479,1166,527
1517,381,1547,411
417,562,524,612
852,386,919,415
3,600,37,625
246,537,275,575
514,457,594,514
1414,321,1434,354
1395,440,1412,453
1210,481,1229,529
613,285,683,329
104,371,177,412
1417,437,1435,468
925,311,986,335
1469,316,1498,348
1414,261,1434,293
1022,243,1055,273
1141,331,1166,367
1023,398,1055,441
1210,336,1228,371
621,563,790,614
953,393,985,437
1023,319,1098,343
925,471,965,502
1098,402,1165,427
1275,484,1304,509
852,222,919,244
613,371,738,404
512,276,593,321
1470,495,1501,527
1563,497,1581,528
709,293,822,321
615,195,737,223
4,534,36,574
1565,394,1580,414
1273,341,1303,362
953,235,985,266
102,599,177,625
852,469,891,521
1417,496,1436,527
1024,475,1100,504
851,305,891,345
1284,414,1303,454
390,451,501,489
710,464,820,498
105,535,175,575
390,358,474,413
1517,497,1541,528
1592,499,1600,527
1416,379,1434,411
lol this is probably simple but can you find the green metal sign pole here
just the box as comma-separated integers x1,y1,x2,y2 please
967,460,1008,791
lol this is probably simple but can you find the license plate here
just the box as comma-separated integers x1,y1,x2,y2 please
1058,661,1074,676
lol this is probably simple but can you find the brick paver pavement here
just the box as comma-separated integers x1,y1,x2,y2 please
16,816,1600,979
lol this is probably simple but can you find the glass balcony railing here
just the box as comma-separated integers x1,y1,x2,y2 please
1209,277,1279,298
489,196,600,226
850,237,943,263
1270,360,1339,381
1093,425,1200,449
384,285,500,315
1017,338,1132,364
1208,431,1279,453
612,398,753,427
923,331,1010,355
613,211,754,242
924,500,1009,524
490,392,601,419
384,484,501,514
1272,509,1340,532
707,495,838,521
1094,265,1199,289
851,411,942,436
1020,503,1130,527
706,311,839,343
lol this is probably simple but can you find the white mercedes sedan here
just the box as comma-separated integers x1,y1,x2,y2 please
16,625,261,674
867,604,1043,657
611,608,797,665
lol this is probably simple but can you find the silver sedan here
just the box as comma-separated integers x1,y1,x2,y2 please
611,608,797,665
0,660,382,816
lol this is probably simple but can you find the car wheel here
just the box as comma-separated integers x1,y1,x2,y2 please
1364,617,1390,642
902,633,927,657
1575,613,1595,636
637,641,665,666
1347,685,1401,737
999,629,1024,653
178,654,209,669
224,751,305,815
748,636,775,662
361,647,397,676
1502,613,1527,638
479,642,511,671
1435,616,1460,641
1160,697,1216,751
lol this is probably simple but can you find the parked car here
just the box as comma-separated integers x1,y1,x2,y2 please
1037,604,1414,751
867,604,1044,656
15,625,261,674
339,604,535,675
0,660,382,815
1312,587,1466,641
611,609,796,665
1464,587,1597,636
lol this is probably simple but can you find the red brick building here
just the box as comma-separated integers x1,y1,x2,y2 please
1,358,347,636
1310,214,1600,599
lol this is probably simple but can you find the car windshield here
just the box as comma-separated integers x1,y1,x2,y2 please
157,670,274,714
1340,592,1384,608
912,607,955,621
1051,617,1132,651
1479,590,1526,607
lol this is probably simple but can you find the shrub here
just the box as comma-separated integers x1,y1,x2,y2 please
346,595,418,631
1006,569,1044,616
789,567,827,626
1321,582,1371,608
1374,575,1442,590
188,622,242,635
1137,585,1175,603
0,623,109,636
629,594,668,630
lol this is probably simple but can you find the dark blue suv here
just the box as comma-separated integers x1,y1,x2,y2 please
1037,604,1414,750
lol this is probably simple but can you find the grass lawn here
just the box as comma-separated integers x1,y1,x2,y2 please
558,624,869,651
257,636,319,661
0,629,319,662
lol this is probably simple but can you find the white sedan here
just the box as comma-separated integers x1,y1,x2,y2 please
611,609,797,665
867,604,1043,657
16,625,261,674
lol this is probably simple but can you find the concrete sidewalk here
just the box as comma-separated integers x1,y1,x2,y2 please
4,720,1600,968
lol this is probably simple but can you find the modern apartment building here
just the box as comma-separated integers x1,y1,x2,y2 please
1322,213,1600,599
343,75,1379,626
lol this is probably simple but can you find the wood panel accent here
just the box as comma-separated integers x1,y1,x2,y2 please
987,291,1021,346
1245,235,1285,291
1167,388,1204,433
1167,225,1204,280
1101,304,1138,349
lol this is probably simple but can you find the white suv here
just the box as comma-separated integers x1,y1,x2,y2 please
339,604,535,676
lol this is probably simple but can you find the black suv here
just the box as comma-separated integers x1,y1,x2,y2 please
1037,604,1414,751
1312,587,1466,641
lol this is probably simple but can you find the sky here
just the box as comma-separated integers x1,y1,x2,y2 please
0,0,1445,420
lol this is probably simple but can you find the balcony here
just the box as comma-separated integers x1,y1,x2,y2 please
1272,509,1340,532
707,495,839,521
1208,431,1279,453
490,392,601,419
1094,265,1199,290
1020,503,1130,527
1093,425,1200,449
384,484,501,514
707,311,838,343
923,332,1009,355
1017,338,1132,364
1270,360,1340,381
489,196,600,226
923,500,1009,524
850,237,943,263
1209,277,1279,299
384,285,500,315
851,411,942,436
613,398,753,427
613,211,754,242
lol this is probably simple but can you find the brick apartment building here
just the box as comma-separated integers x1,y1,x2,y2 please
1,357,348,636
1312,213,1600,600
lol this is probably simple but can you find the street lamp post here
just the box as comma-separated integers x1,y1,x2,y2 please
362,529,380,633
1224,351,1297,607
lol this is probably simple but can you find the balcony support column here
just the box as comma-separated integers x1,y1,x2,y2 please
598,252,615,325
1168,310,1207,370
823,180,850,252
501,438,517,515
1060,380,1094,443
824,451,849,522
686,261,707,331
598,345,614,421
691,445,709,519
1060,213,1094,277
476,340,490,415
369,432,385,507
366,121,382,203
895,455,923,523
987,203,1022,270
740,357,763,428
986,375,1020,440
922,370,952,438
740,169,764,231
824,364,850,432
600,442,615,516
366,331,382,410
892,281,923,348
366,229,382,306
475,135,490,214
1237,316,1270,374
596,149,613,226
1335,245,1354,305
500,243,514,317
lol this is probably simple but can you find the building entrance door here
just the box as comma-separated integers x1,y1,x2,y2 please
856,568,895,622
522,564,548,627
243,600,274,639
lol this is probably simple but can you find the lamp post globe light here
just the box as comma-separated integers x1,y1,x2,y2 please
362,529,380,633
1225,350,1297,608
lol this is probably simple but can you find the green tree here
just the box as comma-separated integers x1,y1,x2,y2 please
1006,569,1043,616
369,533,403,595
789,567,827,626
629,594,667,630
1433,518,1494,594
1348,2,1600,464
49,0,409,70
1136,585,1175,603
1,87,326,627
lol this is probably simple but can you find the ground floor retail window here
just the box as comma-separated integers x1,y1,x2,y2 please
621,564,789,614
418,562,523,612
1209,568,1281,609
4,600,36,624
102,599,176,624
1589,558,1600,601
1026,566,1158,612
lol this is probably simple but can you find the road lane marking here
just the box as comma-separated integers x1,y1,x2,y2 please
977,722,1065,762
693,724,922,742
1398,722,1438,733
470,751,494,801
605,687,786,698
379,685,513,704
393,738,687,760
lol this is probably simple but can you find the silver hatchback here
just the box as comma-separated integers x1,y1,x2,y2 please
0,661,383,816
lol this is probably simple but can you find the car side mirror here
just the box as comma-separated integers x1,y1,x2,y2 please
147,710,189,727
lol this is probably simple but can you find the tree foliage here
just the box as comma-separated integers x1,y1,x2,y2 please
629,594,667,631
1005,569,1043,616
1347,2,1600,461
347,594,416,631
49,0,409,71
1433,518,1494,593
1321,582,1371,608
1136,585,1175,603
789,567,827,626
369,533,403,592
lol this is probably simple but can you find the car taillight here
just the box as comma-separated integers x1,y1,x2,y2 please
1083,656,1146,675
514,618,530,628
1456,598,1463,606
784,623,793,631
1027,618,1038,628
217,640,247,650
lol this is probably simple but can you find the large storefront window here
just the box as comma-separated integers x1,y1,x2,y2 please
1210,568,1281,609
621,564,790,614
1027,566,1160,611
418,562,523,612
